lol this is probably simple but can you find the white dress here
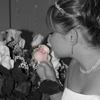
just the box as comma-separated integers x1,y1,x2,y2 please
62,88,100,100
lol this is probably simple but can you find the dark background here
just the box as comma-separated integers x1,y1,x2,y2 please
0,0,54,36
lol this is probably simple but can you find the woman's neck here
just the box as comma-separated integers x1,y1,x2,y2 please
73,46,100,72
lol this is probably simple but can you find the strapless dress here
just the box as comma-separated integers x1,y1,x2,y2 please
62,88,100,100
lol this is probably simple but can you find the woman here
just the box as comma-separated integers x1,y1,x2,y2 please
37,0,100,100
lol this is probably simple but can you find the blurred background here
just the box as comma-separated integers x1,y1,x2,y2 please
0,0,54,36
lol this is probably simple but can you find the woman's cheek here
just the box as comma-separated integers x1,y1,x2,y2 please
50,34,68,58
49,40,60,58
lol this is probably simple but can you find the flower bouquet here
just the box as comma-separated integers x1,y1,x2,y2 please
0,30,67,99
0,29,33,100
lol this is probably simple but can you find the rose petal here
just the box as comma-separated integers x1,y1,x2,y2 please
33,45,50,63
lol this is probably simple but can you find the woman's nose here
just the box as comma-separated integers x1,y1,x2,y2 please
48,34,53,43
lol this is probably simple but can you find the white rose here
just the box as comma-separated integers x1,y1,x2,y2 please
0,41,10,56
1,56,14,69
31,34,44,47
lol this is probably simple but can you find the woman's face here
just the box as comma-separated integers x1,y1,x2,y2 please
49,25,72,58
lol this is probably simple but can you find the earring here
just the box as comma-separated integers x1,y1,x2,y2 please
71,36,74,55
71,45,74,55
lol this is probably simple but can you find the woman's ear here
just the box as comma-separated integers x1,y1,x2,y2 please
65,29,78,45
70,29,78,45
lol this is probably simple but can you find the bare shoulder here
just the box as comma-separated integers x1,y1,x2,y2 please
63,59,100,95
84,68,100,95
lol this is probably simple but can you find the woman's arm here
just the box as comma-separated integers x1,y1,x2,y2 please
36,62,66,100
